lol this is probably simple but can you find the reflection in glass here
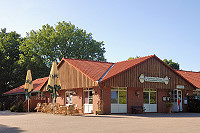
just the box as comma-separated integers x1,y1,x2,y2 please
111,91,118,104
143,92,149,104
150,92,156,104
119,91,126,104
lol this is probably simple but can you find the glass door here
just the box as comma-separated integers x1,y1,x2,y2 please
83,88,93,113
111,87,127,113
143,89,157,112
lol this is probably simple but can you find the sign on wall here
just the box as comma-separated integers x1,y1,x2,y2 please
176,85,184,89
139,74,169,85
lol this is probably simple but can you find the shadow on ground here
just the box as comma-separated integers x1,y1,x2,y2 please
81,113,200,118
0,110,29,116
0,124,24,133
114,113,200,118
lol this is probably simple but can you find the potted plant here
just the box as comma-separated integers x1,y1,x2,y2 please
166,102,174,114
96,109,102,115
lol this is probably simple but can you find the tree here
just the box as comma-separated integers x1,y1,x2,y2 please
19,21,106,67
128,56,140,60
0,28,21,95
163,59,180,70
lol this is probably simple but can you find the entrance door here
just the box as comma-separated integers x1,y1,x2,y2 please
65,91,73,106
171,89,182,112
83,88,93,113
143,89,157,112
111,87,127,113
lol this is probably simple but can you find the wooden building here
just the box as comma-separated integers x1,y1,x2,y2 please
4,55,199,114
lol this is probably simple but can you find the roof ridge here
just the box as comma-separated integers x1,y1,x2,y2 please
64,58,113,64
176,70,200,73
114,54,155,64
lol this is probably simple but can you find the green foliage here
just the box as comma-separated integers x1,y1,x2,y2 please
10,100,24,112
19,21,106,67
0,28,22,95
128,56,140,60
166,102,174,107
1,21,106,96
10,105,17,112
163,59,180,70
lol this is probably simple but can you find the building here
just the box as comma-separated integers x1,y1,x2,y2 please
4,55,199,114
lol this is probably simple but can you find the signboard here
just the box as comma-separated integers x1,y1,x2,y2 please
139,74,169,85
176,85,184,89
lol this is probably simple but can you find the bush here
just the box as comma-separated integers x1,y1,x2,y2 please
10,105,17,112
17,100,24,112
10,100,25,112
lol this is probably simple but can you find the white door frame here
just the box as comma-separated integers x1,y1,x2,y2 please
83,88,93,113
143,89,157,112
111,87,127,113
172,89,182,112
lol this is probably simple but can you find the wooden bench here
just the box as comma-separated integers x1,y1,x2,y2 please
131,106,144,114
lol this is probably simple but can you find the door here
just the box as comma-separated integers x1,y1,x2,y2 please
83,88,93,113
171,89,182,112
143,89,157,112
111,87,127,113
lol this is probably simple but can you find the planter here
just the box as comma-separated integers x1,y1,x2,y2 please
166,103,173,114
96,110,102,115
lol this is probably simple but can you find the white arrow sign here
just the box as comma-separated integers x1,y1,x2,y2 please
139,74,169,85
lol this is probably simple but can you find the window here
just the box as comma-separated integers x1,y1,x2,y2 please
111,87,127,104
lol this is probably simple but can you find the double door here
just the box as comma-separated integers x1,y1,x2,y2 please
143,89,157,112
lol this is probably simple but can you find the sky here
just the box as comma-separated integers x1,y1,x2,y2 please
0,0,200,71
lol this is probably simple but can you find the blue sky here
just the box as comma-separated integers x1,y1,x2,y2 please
0,0,200,71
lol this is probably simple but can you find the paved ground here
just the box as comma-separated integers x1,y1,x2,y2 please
1,111,200,133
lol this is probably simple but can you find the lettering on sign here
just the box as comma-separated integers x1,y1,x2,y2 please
139,74,169,84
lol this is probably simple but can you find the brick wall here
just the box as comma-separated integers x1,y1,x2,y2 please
56,90,65,106
127,87,143,113
72,88,83,112
93,86,101,114
157,89,169,113
103,86,111,114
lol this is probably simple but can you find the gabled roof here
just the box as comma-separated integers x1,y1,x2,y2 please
176,70,200,88
58,58,113,81
3,77,48,95
101,55,197,89
101,55,154,81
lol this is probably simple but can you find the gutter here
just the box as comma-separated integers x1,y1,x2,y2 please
97,63,114,100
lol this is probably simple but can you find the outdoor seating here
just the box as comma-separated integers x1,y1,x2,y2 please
131,106,144,114
36,102,42,112
37,102,81,116
68,105,76,115
41,103,47,113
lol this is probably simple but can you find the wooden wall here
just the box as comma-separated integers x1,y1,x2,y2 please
100,57,195,90
57,61,98,90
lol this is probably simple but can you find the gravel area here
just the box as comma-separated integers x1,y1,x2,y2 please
0,111,200,133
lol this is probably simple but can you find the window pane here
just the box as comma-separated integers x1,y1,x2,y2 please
84,92,88,104
143,89,149,92
119,88,127,91
143,92,149,104
89,91,93,104
119,91,127,104
111,91,118,104
111,88,118,91
150,92,156,104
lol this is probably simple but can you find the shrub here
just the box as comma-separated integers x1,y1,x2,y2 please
17,100,24,112
10,105,17,112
